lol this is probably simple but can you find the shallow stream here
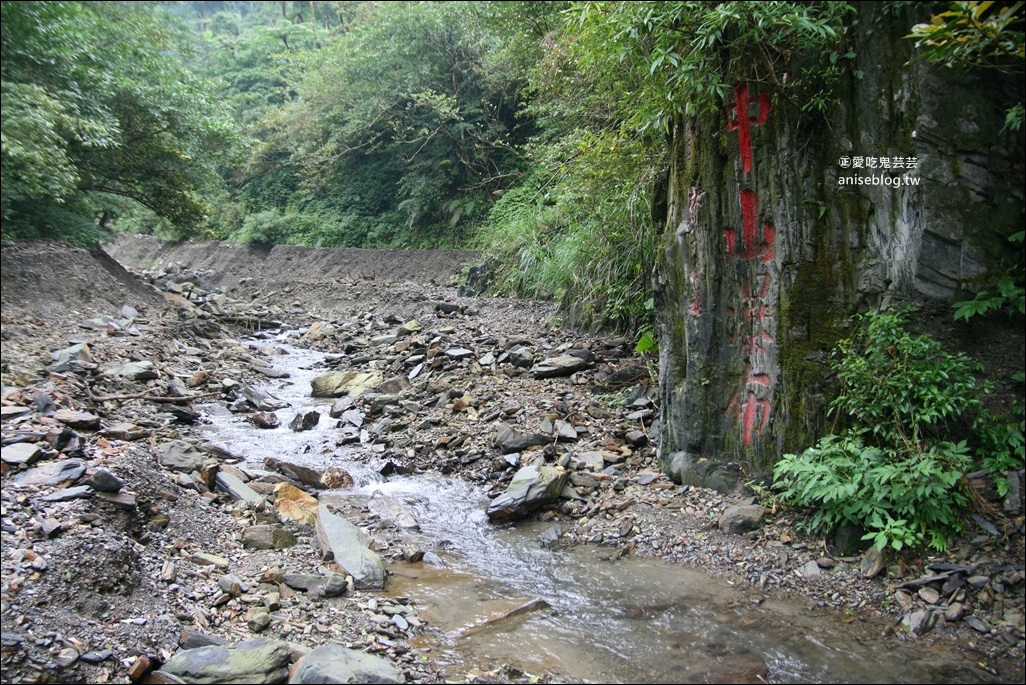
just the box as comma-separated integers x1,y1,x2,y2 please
196,336,992,684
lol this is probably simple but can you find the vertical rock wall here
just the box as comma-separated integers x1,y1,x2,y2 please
656,4,1024,491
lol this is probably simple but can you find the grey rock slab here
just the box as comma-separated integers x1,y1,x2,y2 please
966,615,991,633
12,459,85,487
718,505,765,535
53,409,101,430
800,559,821,577
496,428,549,454
533,354,591,378
1,442,43,466
100,422,149,441
46,343,92,373
445,347,475,360
40,485,94,502
161,637,292,684
340,409,364,428
94,491,136,510
289,642,405,684
315,504,386,590
157,440,207,472
329,396,356,418
108,360,158,380
487,465,568,522
216,472,263,505
281,573,347,597
575,451,605,472
240,384,287,411
0,405,32,421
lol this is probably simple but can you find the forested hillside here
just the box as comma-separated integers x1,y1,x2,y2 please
4,1,1022,335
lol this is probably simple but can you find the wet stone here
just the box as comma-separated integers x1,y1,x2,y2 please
251,411,280,429
487,465,568,522
289,410,320,432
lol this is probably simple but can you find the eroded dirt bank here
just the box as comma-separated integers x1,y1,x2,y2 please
1,238,1023,684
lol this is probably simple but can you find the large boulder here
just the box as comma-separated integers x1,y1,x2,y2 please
315,504,386,590
273,482,319,525
717,504,765,535
289,643,405,684
487,465,568,522
311,371,383,398
160,637,292,684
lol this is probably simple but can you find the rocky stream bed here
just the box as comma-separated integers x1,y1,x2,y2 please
1,239,1023,684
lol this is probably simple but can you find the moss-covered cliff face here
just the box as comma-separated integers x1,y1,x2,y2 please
655,5,1024,491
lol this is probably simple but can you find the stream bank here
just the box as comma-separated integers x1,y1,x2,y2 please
1,239,1023,683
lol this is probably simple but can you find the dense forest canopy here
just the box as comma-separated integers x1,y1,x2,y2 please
2,0,1022,331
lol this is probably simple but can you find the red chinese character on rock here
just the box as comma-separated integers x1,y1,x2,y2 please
723,189,776,263
726,83,771,174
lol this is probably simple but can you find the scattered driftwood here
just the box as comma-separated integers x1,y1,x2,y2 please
458,598,551,637
85,387,219,404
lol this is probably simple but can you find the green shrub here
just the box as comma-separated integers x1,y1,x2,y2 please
773,308,1023,551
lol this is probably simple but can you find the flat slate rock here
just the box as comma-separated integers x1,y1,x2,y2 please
100,422,149,441
157,441,207,472
533,354,591,379
281,573,347,597
108,360,158,380
290,642,405,684
316,504,386,590
0,406,33,421
54,409,101,430
1,442,43,466
13,459,85,487
215,472,263,504
40,485,94,502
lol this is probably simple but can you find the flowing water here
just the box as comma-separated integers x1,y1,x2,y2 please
196,336,995,684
